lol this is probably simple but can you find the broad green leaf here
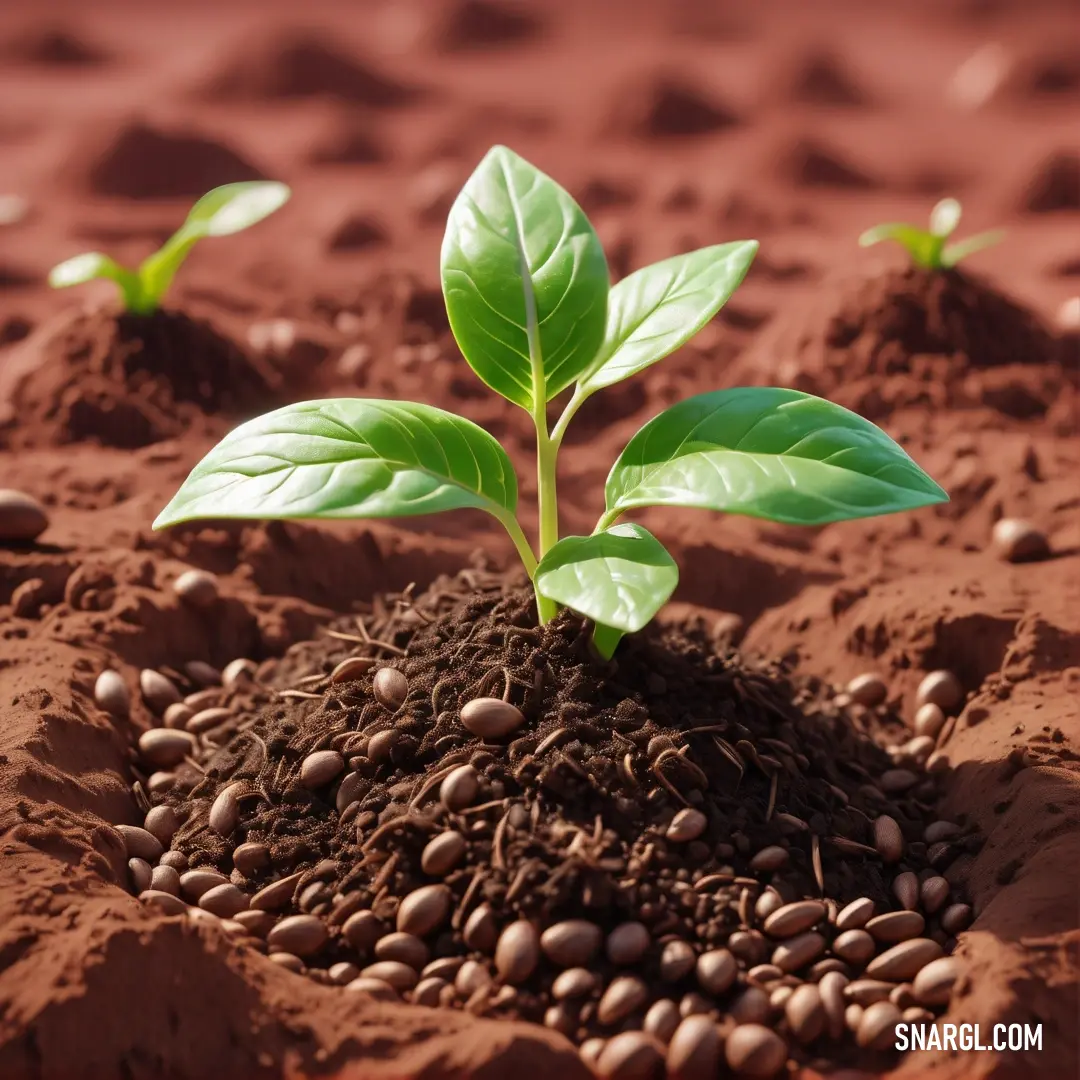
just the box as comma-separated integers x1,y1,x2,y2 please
536,524,678,659
605,388,948,526
441,145,609,411
49,252,143,309
858,224,942,268
579,241,758,394
155,399,518,529
929,198,961,238
942,229,1005,267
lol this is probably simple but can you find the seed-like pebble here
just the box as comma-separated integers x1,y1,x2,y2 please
455,959,492,996
495,920,540,984
890,983,916,1010
915,703,946,740
880,768,918,793
754,890,783,920
373,668,408,711
992,518,1049,562
460,697,525,739
142,805,180,846
845,1003,864,1031
866,938,944,981
772,932,825,973
422,956,464,982
553,967,596,1000
679,993,712,1017
903,1006,934,1024
200,883,249,918
269,952,305,973
139,889,187,916
833,929,875,965
873,815,904,863
836,897,875,931
857,1001,902,1050
596,1032,665,1080
233,841,271,877
440,764,479,811
421,831,467,877
128,858,152,893
763,900,826,939
643,999,681,1043
138,728,195,769
163,702,194,729
599,975,649,1025
117,824,163,862
267,914,328,958
916,670,963,713
374,931,429,969
250,872,303,911
209,784,240,836
666,808,707,843
326,961,360,986
659,939,697,982
463,903,498,952
749,846,789,873
397,884,451,937
818,971,848,1039
541,920,603,968
413,975,448,1007
667,1014,720,1080
234,910,275,937
173,569,219,606
342,909,382,952
785,984,825,1044
866,911,925,943
222,658,257,689
913,956,962,1006
727,930,766,965
724,1024,788,1078
921,876,950,913
300,750,345,789
924,820,961,844
367,730,397,764
893,871,920,911
769,986,793,1010
747,964,784,986
346,976,398,999
185,661,221,688
330,656,374,684
607,922,651,965
179,869,229,901
579,1038,606,1070
185,707,232,735
696,949,737,994
140,669,181,714
941,903,972,934
94,671,130,718
847,673,887,707
730,987,770,1024
150,864,180,895
845,979,895,1006
0,488,49,541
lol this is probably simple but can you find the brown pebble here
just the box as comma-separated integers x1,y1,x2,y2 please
326,961,360,986
463,903,498,952
914,703,946,740
903,1006,935,1024
836,897,875,931
727,930,766,965
941,903,972,934
343,909,383,953
818,971,848,1039
413,976,449,1007
300,749,345,789
866,911,925,944
659,939,697,982
140,669,181,714
541,920,603,968
892,871,920,911
913,957,962,1006
915,670,963,713
232,841,271,877
455,959,493,996
200,883,249,918
833,929,875,965
730,987,770,1025
992,518,1049,562
846,673,887,707
250,872,304,911
374,931,429,969
754,889,783,921
138,728,195,769
724,1024,788,1078
128,858,152,893
139,889,187,916
440,764,479,811
172,568,219,606
397,884,451,937
234,910,275,937
749,846,789,873
772,932,825,973
679,992,712,1017
763,900,826,939
495,920,540,984
643,999,681,1043
666,808,707,843
880,768,918,793
185,661,221,688
845,1003,864,1031
94,670,130,718
809,957,849,980
845,979,895,1006
222,658,257,689
695,949,737,995
785,984,826,1044
367,729,397,764
747,964,784,986
117,824,163,862
269,952,305,973
920,876,950,914
346,976,398,999
579,1038,606,1070
769,985,793,1011
142,805,180,846
150,864,181,895
596,1031,665,1080
460,697,526,739
330,656,374,684
179,869,229,901
373,667,408,711
553,967,597,1000
667,1014,721,1080
208,785,240,836
866,939,944,981
147,772,177,795
421,956,464,982
873,816,904,863
607,921,651,965
0,488,49,541
183,707,231,735
599,975,649,1025
163,702,194,729
267,914,328,958
421,831,467,877
857,1000,902,1050
924,820,961,844
889,983,916,1010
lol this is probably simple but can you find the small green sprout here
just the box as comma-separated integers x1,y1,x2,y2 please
155,147,948,658
49,181,290,315
858,198,1004,270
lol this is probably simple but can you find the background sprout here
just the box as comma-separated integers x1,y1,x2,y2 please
858,197,1004,270
48,181,291,315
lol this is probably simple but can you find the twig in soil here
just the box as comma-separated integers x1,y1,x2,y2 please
812,833,825,894
132,780,150,814
361,813,434,852
535,727,570,757
275,689,323,701
408,762,460,809
619,752,638,788
651,750,691,807
766,772,779,821
505,858,541,902
492,809,511,870
452,868,485,929
372,851,399,892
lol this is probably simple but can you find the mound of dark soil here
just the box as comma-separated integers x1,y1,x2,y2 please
71,121,266,198
134,572,971,1074
784,50,869,107
779,138,880,189
327,214,389,252
305,115,386,165
433,0,543,52
199,31,421,106
1005,48,1080,99
606,73,739,139
0,305,278,450
1020,152,1080,213
730,266,1070,421
3,24,110,66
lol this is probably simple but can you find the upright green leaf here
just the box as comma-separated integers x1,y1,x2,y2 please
441,145,609,411
605,388,948,526
858,223,942,268
579,242,758,394
48,252,143,310
941,229,1005,267
154,399,518,529
535,524,678,659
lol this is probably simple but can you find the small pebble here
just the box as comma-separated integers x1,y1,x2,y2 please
696,949,737,995
598,975,649,1025
857,1001,902,1050
607,922,651,965
873,815,904,863
140,669,181,714
749,846,789,873
179,869,230,901
818,971,848,1039
128,858,152,893
912,956,962,1006
186,707,232,735
374,932,429,970
200,883,249,918
222,658,257,688
920,876,950,914
941,903,973,934
139,890,187,916
772,932,825,973
845,979,895,1006
173,569,220,607
345,976,398,999
553,967,597,1000
495,921,540,984
343,909,383,952
455,959,493,996
397,885,451,937
659,939,697,983
666,808,707,843
361,961,418,991
541,920,603,968
893,871,920,911
914,703,947,740
300,750,345,789
763,900,826,939
785,984,826,1044
421,831,467,876
208,785,240,836
138,729,194,769
846,673,887,707
331,656,374,684
413,976,448,1007
267,914,328,958
596,1032,665,1080
915,670,963,713
460,697,526,739
866,911,925,944
232,841,271,877
149,864,181,896
116,825,163,862
440,764,479,811
866,939,945,981
0,489,49,542
833,929,875,965
94,671,130,718
250,872,303,911
992,518,1049,563
724,1024,788,1078
666,1014,721,1080
643,999,681,1043
163,702,195,729
373,668,408,710
463,904,498,952
836,897,875,931
730,987,770,1025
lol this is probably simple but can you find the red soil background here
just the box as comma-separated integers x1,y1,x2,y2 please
0,0,1077,1078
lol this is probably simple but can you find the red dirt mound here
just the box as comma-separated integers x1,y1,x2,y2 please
2,23,110,66
305,115,387,166
327,214,389,252
783,50,871,107
606,72,739,138
1019,152,1080,213
778,138,881,189
432,0,544,52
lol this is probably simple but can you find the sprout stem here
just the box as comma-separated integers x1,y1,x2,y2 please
551,385,589,446
594,507,622,533
494,510,539,578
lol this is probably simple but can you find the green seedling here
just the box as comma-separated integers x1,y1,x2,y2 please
156,147,947,658
49,181,291,315
858,197,1004,270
